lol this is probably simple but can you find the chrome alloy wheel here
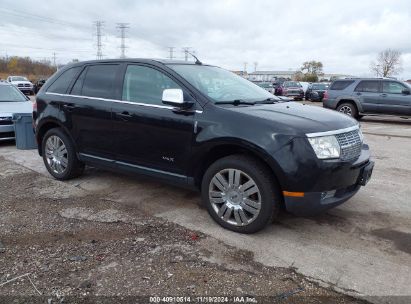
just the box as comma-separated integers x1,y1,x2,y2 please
45,135,68,174
209,169,261,226
339,105,353,116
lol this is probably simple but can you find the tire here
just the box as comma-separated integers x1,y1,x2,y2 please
42,128,84,180
336,102,358,119
201,154,281,234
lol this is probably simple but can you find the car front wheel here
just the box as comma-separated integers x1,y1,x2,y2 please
201,155,281,234
42,128,84,180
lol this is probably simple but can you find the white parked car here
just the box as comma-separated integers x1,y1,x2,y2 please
0,81,32,141
7,76,34,95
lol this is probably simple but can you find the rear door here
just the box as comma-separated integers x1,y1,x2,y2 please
64,64,122,160
353,80,381,113
380,81,411,115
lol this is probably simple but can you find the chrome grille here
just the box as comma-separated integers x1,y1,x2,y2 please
335,130,362,161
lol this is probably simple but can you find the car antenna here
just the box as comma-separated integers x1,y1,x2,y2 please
187,51,202,65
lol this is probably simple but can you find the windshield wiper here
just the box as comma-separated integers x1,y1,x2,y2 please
215,99,256,106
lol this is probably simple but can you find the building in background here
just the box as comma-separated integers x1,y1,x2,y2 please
248,70,297,82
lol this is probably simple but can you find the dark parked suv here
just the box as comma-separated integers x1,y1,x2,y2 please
33,59,374,233
323,78,411,118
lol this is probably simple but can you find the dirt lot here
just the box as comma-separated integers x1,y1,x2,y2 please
1,101,410,304
0,157,363,304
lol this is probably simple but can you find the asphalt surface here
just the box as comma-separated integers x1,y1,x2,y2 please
1,100,410,303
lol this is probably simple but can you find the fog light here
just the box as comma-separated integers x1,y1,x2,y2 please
321,190,336,200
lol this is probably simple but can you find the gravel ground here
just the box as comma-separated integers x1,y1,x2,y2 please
0,156,367,304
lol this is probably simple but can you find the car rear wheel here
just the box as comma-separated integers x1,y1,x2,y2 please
42,128,84,180
201,155,280,234
337,102,358,119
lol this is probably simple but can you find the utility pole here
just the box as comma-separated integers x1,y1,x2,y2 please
94,21,104,60
116,23,130,59
254,62,258,72
52,52,57,69
182,47,192,61
243,62,248,74
167,47,175,60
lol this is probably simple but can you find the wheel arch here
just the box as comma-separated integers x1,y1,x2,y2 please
192,141,284,194
36,119,75,156
336,98,362,113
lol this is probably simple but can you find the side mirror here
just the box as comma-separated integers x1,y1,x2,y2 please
162,89,193,108
402,89,410,95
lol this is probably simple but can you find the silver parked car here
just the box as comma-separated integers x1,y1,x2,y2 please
0,81,32,141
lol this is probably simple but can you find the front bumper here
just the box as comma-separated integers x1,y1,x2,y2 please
0,125,15,141
271,139,373,216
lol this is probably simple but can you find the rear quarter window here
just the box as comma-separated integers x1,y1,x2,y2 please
329,80,355,90
47,67,81,94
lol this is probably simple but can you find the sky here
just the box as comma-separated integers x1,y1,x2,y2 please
1,0,411,79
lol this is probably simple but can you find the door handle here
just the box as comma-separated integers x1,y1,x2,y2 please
380,93,387,97
117,111,132,120
62,104,75,111
356,92,362,96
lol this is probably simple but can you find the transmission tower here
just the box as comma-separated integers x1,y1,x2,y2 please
182,47,192,61
167,47,175,60
117,23,130,59
52,52,57,67
243,62,248,73
94,21,105,60
254,62,258,72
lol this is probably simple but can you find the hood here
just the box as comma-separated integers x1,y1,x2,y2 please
222,102,358,136
0,101,32,115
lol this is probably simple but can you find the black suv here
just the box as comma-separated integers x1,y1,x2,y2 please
324,78,411,118
33,59,374,233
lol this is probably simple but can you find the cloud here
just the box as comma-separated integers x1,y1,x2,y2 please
0,0,410,78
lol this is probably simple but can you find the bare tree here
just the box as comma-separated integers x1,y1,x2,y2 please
370,49,403,77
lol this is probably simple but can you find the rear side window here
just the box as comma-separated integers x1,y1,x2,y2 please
122,65,181,105
329,80,355,90
47,67,81,94
72,65,119,99
354,81,380,93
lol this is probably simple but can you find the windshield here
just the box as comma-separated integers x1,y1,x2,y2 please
283,81,301,88
257,83,273,88
11,76,28,81
0,85,27,102
312,84,328,90
169,65,276,102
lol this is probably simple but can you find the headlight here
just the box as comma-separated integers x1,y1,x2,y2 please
308,135,340,159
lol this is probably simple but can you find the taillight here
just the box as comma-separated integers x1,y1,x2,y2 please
323,91,329,101
32,100,37,112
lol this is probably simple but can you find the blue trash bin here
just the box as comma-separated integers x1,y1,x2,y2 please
12,113,37,150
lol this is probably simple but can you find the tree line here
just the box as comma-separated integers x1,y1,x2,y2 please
0,56,56,79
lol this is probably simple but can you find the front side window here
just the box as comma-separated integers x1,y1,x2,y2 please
354,81,380,93
169,65,274,102
382,81,407,94
47,67,81,94
122,65,181,105
80,65,119,99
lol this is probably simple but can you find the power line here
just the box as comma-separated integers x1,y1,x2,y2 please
94,21,105,60
116,23,130,59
